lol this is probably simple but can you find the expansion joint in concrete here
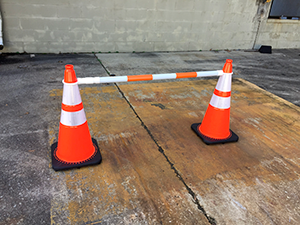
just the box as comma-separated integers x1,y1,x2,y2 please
115,84,216,225
96,54,217,224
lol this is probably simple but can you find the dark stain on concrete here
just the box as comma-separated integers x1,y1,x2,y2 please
130,52,159,58
151,103,166,110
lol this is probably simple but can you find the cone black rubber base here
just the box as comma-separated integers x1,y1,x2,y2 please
51,138,102,171
191,123,239,145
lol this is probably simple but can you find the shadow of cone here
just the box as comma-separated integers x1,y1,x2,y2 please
51,65,102,171
191,59,239,144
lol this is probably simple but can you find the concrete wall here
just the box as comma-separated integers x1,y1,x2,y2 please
0,0,299,53
257,19,300,48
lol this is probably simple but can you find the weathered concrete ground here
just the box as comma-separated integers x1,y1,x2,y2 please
0,49,300,225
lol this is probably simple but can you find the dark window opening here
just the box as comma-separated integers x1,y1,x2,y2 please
269,0,300,20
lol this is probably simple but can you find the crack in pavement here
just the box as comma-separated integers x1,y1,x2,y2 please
95,54,217,225
114,84,217,225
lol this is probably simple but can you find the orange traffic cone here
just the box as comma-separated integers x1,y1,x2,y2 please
191,59,238,144
51,65,102,171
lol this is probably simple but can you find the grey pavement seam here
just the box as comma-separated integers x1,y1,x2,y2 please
95,54,217,225
114,84,217,225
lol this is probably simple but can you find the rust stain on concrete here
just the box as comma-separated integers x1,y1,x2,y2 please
49,85,210,225
119,78,300,224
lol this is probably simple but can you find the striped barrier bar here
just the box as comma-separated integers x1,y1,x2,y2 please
76,70,223,84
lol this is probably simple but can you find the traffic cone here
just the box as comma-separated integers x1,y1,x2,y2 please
51,65,102,171
191,59,239,144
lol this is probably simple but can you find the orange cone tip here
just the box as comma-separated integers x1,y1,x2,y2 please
64,64,78,83
223,59,233,73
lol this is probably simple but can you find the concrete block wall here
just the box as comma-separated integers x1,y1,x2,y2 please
0,0,299,53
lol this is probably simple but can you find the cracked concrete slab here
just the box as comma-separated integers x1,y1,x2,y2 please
116,79,300,224
49,86,210,225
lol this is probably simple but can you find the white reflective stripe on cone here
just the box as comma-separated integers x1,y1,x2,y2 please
210,94,231,109
60,109,87,126
62,83,82,106
215,73,232,92
153,73,177,80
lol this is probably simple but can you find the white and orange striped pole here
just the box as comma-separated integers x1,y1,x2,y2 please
51,65,102,171
191,59,238,144
77,70,223,84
